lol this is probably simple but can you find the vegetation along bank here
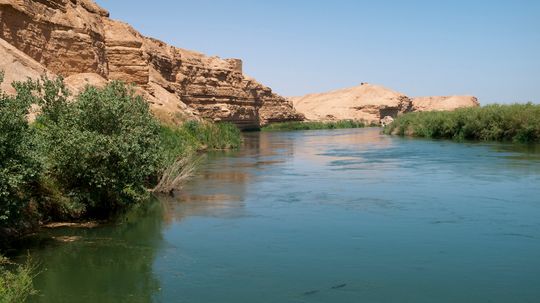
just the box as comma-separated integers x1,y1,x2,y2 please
0,71,242,301
262,120,367,131
384,103,540,143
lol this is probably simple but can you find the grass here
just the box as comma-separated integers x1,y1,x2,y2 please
384,103,540,143
0,255,37,303
155,120,242,194
262,120,367,131
159,120,242,165
153,156,197,194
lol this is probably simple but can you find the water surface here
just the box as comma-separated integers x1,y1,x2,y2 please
24,128,540,302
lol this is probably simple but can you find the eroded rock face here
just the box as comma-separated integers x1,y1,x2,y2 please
0,0,302,128
291,83,479,125
0,37,51,95
291,83,413,125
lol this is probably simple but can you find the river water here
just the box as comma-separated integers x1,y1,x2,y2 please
23,128,540,302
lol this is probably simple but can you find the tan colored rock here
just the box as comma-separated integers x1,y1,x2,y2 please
63,72,108,95
0,37,50,94
292,83,480,124
0,0,108,76
0,0,302,128
412,96,480,112
291,83,412,125
103,19,148,85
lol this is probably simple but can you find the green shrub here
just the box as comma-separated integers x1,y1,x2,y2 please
0,255,37,303
0,72,41,228
0,71,242,222
262,120,366,131
384,103,540,143
36,80,162,216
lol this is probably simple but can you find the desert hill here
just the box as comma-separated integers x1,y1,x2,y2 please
291,83,479,124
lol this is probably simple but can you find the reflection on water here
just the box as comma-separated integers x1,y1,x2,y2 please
25,201,165,303
22,128,540,303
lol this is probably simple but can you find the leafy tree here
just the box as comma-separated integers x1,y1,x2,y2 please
37,81,162,216
0,72,41,227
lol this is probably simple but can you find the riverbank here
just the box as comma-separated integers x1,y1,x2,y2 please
0,74,242,302
0,75,242,247
261,120,368,131
384,103,540,143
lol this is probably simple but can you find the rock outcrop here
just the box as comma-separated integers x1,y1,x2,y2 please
291,83,479,125
411,96,480,112
291,83,413,125
0,0,302,128
0,37,51,95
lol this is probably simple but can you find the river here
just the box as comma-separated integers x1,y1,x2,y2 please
22,128,540,302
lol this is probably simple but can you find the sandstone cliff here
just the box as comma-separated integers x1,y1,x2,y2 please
291,83,479,124
0,0,302,128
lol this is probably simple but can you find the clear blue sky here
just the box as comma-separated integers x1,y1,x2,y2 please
95,0,539,104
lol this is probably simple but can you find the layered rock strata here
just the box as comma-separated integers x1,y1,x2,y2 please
0,0,302,128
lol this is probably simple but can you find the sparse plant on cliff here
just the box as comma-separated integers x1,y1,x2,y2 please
384,103,540,143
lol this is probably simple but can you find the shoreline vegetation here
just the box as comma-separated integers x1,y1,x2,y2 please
0,255,36,303
155,121,241,193
261,120,368,131
0,73,241,241
0,72,241,301
384,103,540,143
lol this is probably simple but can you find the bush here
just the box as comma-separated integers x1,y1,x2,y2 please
0,72,41,228
36,80,162,216
262,120,366,131
0,255,36,303
384,103,540,143
0,71,242,222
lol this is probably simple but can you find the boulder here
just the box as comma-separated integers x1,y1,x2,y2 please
380,116,394,127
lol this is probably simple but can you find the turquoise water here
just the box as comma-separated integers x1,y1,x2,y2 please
24,128,540,302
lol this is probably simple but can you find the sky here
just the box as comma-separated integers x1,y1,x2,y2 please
94,0,540,104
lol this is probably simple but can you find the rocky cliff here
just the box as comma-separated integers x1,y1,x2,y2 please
291,83,479,124
0,0,302,128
